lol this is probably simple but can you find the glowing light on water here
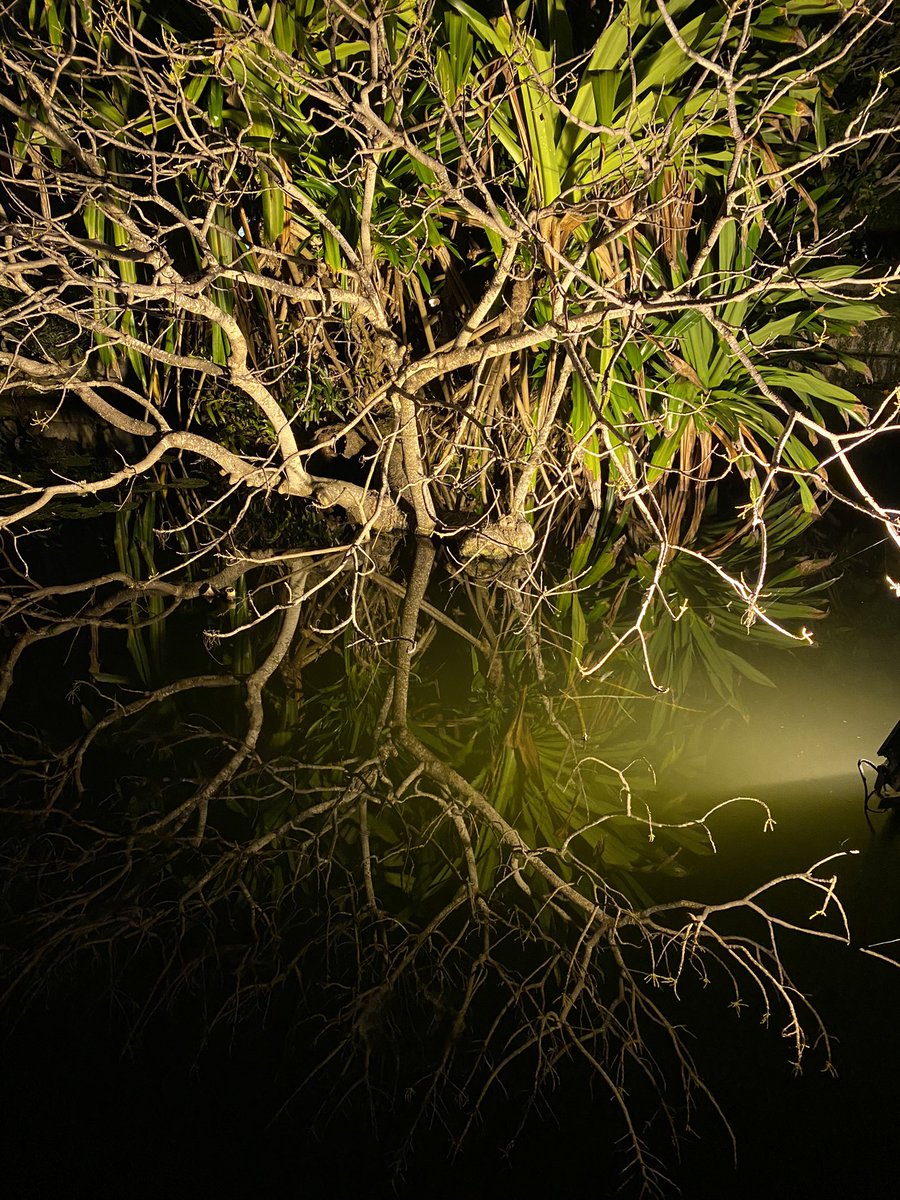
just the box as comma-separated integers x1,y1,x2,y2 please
671,627,900,797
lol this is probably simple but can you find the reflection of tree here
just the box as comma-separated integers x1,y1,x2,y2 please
0,510,867,1194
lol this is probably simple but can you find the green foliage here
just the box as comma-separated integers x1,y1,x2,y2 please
5,0,890,564
114,495,167,685
199,386,277,453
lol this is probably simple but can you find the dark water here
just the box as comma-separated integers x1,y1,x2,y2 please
5,522,900,1200
654,548,900,1198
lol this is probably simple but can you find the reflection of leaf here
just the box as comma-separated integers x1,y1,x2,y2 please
505,689,542,783
488,743,520,813
134,477,208,492
568,595,587,686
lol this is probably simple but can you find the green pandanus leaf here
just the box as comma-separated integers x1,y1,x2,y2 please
270,2,296,55
516,44,561,205
29,0,63,45
568,594,588,687
217,0,242,33
259,163,287,246
82,203,117,369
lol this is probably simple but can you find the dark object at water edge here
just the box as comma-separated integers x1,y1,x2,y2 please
859,718,900,817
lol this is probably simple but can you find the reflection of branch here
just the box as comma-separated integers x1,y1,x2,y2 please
140,562,306,844
391,536,435,728
369,570,489,655
69,674,237,800
390,539,610,924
